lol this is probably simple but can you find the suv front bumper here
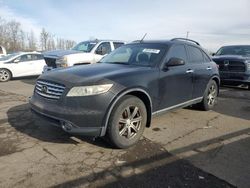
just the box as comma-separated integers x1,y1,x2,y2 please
219,71,250,85
29,91,115,136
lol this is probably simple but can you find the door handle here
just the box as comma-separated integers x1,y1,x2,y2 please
186,69,194,73
206,67,212,70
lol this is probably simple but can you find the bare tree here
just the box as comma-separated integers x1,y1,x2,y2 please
40,28,50,51
65,40,76,49
27,30,37,51
0,17,76,52
6,20,23,52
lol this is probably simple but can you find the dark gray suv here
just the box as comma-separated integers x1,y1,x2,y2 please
30,38,220,148
212,45,250,89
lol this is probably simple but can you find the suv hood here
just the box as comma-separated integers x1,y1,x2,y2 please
43,50,83,58
39,63,152,87
213,55,250,61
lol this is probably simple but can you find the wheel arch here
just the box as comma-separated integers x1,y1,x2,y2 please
100,88,153,136
211,75,220,94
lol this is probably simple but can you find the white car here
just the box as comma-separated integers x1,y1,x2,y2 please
43,40,125,72
0,52,46,82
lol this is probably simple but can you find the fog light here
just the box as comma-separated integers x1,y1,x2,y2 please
61,121,73,131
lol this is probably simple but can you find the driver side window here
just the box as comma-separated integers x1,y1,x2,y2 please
15,54,33,62
95,42,111,55
167,45,188,62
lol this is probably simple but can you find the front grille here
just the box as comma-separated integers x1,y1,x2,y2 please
228,61,246,72
214,60,246,72
35,80,65,100
44,57,57,68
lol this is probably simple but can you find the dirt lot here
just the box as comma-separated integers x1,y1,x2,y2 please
0,77,249,188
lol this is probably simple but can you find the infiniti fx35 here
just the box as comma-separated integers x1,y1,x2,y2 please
30,38,220,148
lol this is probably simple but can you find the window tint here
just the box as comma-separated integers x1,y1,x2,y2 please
100,44,166,66
113,42,124,49
167,45,187,61
32,54,43,60
96,42,111,55
17,54,33,62
187,46,204,63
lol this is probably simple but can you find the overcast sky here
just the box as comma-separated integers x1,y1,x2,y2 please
0,0,250,51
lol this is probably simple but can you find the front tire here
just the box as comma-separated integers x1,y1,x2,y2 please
107,95,147,149
0,69,12,82
199,80,218,111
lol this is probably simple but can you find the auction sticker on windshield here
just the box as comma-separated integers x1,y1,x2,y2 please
143,49,160,54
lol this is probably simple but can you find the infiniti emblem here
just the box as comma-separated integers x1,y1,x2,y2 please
224,60,229,66
41,85,48,93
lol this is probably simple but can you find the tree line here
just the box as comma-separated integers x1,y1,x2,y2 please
0,16,76,53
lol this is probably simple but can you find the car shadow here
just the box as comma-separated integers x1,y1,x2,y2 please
6,103,113,148
186,86,250,121
50,132,246,188
12,76,38,85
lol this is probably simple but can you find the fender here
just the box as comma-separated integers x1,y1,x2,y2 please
211,74,220,94
100,88,152,136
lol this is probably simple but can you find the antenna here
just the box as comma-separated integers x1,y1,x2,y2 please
140,33,147,43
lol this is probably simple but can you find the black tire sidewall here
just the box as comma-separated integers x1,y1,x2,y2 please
107,95,147,149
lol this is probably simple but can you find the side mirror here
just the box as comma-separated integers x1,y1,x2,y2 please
163,57,185,71
211,53,216,56
167,57,185,67
13,59,20,63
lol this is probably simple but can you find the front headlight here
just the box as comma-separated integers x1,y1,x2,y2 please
56,56,68,67
67,84,113,97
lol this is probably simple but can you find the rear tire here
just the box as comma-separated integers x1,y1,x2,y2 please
107,95,147,149
0,69,12,82
198,80,218,111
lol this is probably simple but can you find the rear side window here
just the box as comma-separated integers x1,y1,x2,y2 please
187,46,204,63
113,42,124,49
167,45,188,61
32,54,43,60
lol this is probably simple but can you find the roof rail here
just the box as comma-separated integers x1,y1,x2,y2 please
171,38,200,46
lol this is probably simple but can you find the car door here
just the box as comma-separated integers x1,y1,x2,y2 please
31,54,46,75
94,42,112,63
11,54,34,77
186,45,212,98
158,44,193,110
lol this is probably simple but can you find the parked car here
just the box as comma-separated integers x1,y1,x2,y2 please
30,38,220,148
0,46,7,58
212,45,250,89
42,39,125,72
0,52,46,82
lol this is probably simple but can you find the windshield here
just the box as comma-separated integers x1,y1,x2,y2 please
100,43,167,66
216,46,250,56
72,41,97,52
0,52,21,61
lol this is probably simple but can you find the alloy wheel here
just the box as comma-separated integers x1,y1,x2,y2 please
118,106,142,139
207,84,217,106
0,69,10,82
